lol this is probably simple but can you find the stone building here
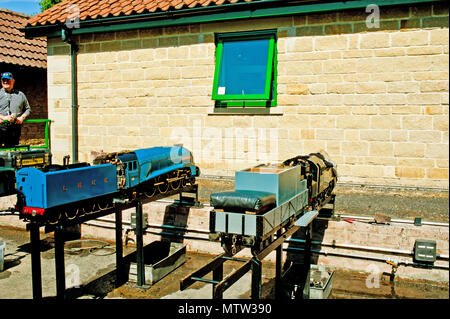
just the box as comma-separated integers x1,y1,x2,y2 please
23,0,448,189
0,8,47,145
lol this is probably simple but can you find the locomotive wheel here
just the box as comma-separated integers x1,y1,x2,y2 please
170,178,181,191
76,207,84,217
97,200,110,211
144,183,156,198
48,211,61,225
81,203,96,215
65,208,78,220
157,176,169,194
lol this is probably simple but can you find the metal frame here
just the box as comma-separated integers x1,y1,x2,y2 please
26,183,199,299
180,211,317,299
0,119,51,151
211,30,277,104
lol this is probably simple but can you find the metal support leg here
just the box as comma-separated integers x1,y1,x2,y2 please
115,207,124,287
29,223,42,300
251,257,262,299
302,224,312,299
275,229,282,299
54,224,66,299
135,200,146,287
212,263,223,299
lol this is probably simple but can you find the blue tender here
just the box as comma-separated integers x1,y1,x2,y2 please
16,164,117,209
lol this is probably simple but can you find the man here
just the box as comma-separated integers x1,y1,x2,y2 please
0,72,31,148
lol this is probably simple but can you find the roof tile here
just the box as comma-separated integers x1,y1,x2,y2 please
0,9,46,68
25,0,262,27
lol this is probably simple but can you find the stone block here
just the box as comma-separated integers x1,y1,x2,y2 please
324,23,353,35
315,35,348,51
360,33,390,49
323,59,356,74
394,143,425,157
391,30,429,47
395,167,426,179
342,141,369,155
315,128,344,140
402,116,433,130
356,82,386,94
420,81,449,93
360,130,390,142
430,29,449,45
352,165,385,178
374,48,406,57
406,46,443,56
393,56,432,72
295,25,324,37
427,168,449,179
357,58,394,73
300,128,315,139
344,129,359,141
433,116,449,131
389,130,406,142
337,115,371,129
422,16,449,28
388,82,420,93
426,143,449,159
286,83,310,95
407,93,442,105
327,83,355,94
287,37,313,52
408,130,442,143
368,141,393,156
307,12,338,24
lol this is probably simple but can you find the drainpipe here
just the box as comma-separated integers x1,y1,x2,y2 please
62,27,78,164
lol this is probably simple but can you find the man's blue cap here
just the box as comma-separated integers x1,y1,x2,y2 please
1,72,13,80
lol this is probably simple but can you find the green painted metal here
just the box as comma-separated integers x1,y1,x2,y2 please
23,0,442,39
211,40,224,101
70,42,78,164
0,119,51,150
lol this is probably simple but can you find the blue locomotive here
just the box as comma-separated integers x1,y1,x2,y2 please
15,145,199,224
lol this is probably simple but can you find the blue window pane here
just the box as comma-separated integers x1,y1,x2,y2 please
218,39,270,96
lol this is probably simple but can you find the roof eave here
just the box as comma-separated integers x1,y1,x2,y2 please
22,0,443,39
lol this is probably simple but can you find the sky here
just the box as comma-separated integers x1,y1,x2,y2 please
0,0,41,16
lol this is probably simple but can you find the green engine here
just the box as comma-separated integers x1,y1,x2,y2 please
0,147,51,197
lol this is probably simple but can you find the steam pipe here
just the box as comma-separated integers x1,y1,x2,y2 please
284,247,450,270
85,216,449,261
70,40,78,164
62,27,78,164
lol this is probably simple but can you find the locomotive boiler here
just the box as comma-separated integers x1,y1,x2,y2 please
15,145,199,224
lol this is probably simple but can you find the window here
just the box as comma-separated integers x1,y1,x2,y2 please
212,30,277,108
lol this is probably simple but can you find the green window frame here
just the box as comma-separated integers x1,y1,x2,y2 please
212,29,277,108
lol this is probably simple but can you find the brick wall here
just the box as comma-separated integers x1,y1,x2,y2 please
46,3,448,189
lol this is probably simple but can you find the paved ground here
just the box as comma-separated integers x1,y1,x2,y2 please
0,225,448,300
